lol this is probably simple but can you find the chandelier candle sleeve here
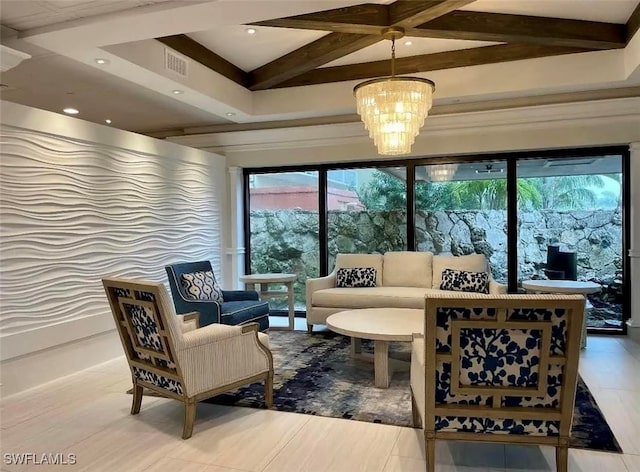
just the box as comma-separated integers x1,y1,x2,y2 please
354,78,435,155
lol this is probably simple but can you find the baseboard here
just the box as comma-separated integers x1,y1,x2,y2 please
627,324,640,343
0,329,123,398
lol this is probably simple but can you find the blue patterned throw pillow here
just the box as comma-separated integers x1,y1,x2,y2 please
336,267,377,288
180,270,224,302
440,268,489,294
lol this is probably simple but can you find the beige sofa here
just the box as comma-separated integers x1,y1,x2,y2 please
305,251,506,332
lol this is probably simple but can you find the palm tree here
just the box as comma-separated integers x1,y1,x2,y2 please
357,171,458,210
530,175,605,210
447,179,542,210
358,169,611,212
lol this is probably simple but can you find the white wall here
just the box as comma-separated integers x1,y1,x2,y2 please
0,101,227,396
167,97,640,167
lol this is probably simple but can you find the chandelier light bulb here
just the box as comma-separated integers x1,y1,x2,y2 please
427,164,459,182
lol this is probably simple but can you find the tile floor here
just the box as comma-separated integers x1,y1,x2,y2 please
1,322,639,472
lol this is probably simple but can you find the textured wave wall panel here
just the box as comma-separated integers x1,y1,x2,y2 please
0,125,225,342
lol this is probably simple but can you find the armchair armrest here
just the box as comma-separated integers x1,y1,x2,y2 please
306,272,336,312
179,323,244,349
177,311,200,333
222,289,260,301
489,279,507,295
176,322,273,396
172,298,221,327
241,322,260,334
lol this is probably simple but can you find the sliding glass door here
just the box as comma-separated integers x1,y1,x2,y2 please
327,167,407,271
517,154,624,331
415,160,508,283
247,171,319,311
244,146,628,332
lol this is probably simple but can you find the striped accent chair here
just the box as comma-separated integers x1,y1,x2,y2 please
411,292,585,472
103,277,273,439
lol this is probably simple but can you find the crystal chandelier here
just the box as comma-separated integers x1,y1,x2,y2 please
354,27,435,156
427,163,458,182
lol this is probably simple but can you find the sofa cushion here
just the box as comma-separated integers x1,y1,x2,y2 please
181,270,223,303
336,267,377,288
313,286,443,309
335,253,383,286
440,268,489,294
432,253,488,290
383,251,433,288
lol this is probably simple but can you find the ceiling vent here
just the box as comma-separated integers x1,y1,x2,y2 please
543,158,597,168
164,48,188,77
476,164,504,174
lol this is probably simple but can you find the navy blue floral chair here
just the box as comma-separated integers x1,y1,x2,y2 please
165,260,269,332
411,292,585,472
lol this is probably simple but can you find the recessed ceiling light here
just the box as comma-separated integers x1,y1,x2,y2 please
63,108,79,115
172,89,183,95
105,119,112,124
95,58,109,65
404,40,413,46
245,28,257,35
226,112,236,117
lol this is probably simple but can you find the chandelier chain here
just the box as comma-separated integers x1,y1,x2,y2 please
391,37,396,77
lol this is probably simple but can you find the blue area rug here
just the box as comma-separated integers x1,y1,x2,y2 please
207,331,621,453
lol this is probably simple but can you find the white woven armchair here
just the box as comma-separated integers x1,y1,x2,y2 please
102,277,274,439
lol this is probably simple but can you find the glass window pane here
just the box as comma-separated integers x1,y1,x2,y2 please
517,154,623,330
415,161,508,283
248,171,319,311
327,167,407,270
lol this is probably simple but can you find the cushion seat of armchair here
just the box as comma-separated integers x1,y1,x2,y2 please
221,300,270,331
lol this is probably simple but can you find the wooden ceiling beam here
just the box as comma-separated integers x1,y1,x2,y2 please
389,0,476,28
157,35,249,87
251,4,388,35
251,1,475,34
414,11,626,50
248,33,381,90
253,9,625,50
274,43,590,88
159,1,629,92
627,2,640,42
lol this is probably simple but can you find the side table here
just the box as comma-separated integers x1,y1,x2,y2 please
522,279,601,349
240,273,297,331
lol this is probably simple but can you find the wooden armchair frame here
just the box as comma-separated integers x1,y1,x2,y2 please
103,277,273,439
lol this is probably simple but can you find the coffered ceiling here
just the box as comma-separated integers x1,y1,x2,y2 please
1,0,639,136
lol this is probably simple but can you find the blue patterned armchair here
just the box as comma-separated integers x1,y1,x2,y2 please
411,292,585,472
166,260,269,331
102,277,273,439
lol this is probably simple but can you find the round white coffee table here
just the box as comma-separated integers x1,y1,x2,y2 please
522,279,601,349
326,308,423,388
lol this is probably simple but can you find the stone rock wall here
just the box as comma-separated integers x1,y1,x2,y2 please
250,209,622,305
